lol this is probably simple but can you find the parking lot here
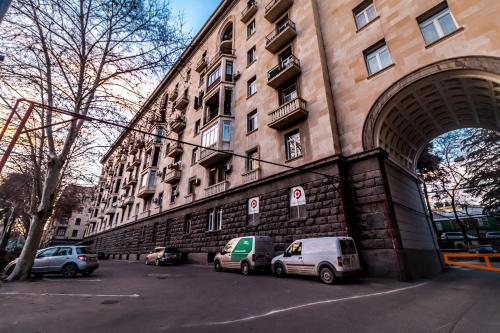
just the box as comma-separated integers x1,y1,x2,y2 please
1,260,500,333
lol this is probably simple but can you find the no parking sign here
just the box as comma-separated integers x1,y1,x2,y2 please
248,197,259,214
290,186,306,207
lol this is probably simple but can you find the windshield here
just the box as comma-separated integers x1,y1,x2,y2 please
340,239,357,255
76,247,95,255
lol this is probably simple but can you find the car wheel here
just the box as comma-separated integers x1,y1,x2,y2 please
274,263,285,277
155,259,160,267
241,262,251,276
319,266,336,285
214,260,222,272
61,263,78,278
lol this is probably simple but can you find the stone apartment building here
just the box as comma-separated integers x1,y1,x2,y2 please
84,0,500,280
43,186,93,246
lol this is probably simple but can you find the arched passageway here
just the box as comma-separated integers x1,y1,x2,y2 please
357,56,500,280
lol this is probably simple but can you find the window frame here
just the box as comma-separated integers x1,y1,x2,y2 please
285,129,302,160
247,109,258,133
247,19,256,38
364,41,393,76
247,76,257,97
247,46,257,66
353,1,378,30
418,5,458,45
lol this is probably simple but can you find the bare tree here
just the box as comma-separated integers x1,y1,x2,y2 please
0,0,188,280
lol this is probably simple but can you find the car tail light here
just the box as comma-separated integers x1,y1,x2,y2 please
77,255,87,261
337,256,343,267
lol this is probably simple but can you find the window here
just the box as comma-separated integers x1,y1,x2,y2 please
194,120,200,135
202,123,218,148
199,73,205,87
354,1,377,29
364,41,393,75
207,206,222,231
207,66,221,88
285,241,302,256
191,148,198,165
222,121,231,142
188,177,198,194
247,76,257,97
158,192,164,207
247,197,260,226
186,69,191,82
280,82,298,104
56,227,66,236
75,218,81,225
170,185,178,203
285,130,302,160
247,110,258,133
247,46,257,65
246,148,259,171
247,19,256,38
38,248,58,258
56,247,73,256
225,61,233,81
418,5,458,45
71,230,78,238
184,214,192,234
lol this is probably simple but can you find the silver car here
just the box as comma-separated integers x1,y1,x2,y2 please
3,246,99,278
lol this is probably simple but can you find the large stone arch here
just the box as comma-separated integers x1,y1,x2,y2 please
363,56,500,171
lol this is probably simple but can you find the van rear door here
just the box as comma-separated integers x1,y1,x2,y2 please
338,238,360,271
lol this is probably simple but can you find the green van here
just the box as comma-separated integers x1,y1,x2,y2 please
214,236,274,275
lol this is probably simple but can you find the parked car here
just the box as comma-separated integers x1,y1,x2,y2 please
271,237,361,284
440,232,478,240
2,246,99,278
214,236,274,275
485,231,500,239
469,245,498,254
145,247,181,266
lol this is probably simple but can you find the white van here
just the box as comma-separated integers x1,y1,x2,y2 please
271,237,361,284
214,236,274,275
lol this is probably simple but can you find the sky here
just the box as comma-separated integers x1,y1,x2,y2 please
170,0,221,36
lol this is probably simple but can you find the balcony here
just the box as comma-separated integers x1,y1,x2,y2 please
169,88,178,101
206,48,235,73
267,55,301,88
264,0,293,22
241,1,258,23
184,193,195,204
170,116,186,133
118,197,127,208
164,169,181,184
205,181,228,198
124,196,135,206
121,179,129,189
243,168,261,184
265,19,297,53
268,97,308,130
137,184,156,198
195,57,207,73
104,205,117,215
175,94,189,110
198,141,232,168
166,142,183,158
127,177,137,186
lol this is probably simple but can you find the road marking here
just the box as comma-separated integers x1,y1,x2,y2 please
0,292,140,298
182,282,430,328
43,278,102,282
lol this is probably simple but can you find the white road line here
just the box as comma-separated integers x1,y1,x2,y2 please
182,282,430,327
0,292,140,298
43,278,102,282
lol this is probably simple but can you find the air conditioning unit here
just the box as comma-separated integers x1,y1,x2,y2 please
233,71,241,80
224,164,232,173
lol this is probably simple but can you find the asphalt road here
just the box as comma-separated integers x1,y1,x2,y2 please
0,260,499,333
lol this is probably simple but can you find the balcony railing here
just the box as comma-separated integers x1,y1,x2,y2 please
169,88,178,101
243,168,261,184
170,116,186,133
268,97,308,130
206,48,235,72
264,0,293,22
267,55,301,88
164,169,182,184
195,57,208,73
265,19,297,53
137,184,155,198
205,181,228,198
166,142,183,158
198,141,232,168
175,94,189,110
241,1,258,23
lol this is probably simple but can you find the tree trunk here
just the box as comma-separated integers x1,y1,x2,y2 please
6,164,61,281
451,198,469,250
0,207,15,252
